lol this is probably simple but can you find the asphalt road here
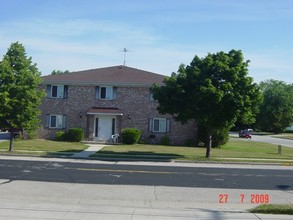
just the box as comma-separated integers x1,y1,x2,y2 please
230,132,293,148
0,158,292,190
1,158,292,219
250,135,293,148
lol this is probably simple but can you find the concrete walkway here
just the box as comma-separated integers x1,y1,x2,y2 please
71,144,107,158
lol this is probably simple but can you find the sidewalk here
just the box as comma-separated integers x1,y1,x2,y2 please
0,148,292,219
71,144,106,158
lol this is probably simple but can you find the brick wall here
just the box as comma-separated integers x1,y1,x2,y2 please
39,84,197,145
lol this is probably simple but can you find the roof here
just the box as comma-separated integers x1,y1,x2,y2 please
87,107,123,115
42,65,165,86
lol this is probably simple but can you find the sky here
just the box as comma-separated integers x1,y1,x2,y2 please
0,0,292,83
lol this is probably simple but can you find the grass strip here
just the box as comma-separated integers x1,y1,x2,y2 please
250,204,293,215
94,141,293,161
0,139,87,156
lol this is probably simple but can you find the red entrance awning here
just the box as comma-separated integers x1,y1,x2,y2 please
87,107,123,116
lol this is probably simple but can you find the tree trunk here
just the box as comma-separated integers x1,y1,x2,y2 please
205,131,212,158
9,131,14,152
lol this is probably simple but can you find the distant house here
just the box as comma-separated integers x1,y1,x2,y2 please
39,66,197,145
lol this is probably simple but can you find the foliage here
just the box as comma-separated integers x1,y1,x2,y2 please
51,69,70,75
152,50,262,157
55,128,84,142
198,125,229,148
184,138,197,147
24,129,38,140
159,135,171,146
121,128,141,144
55,131,67,141
66,128,84,142
250,204,293,215
256,80,293,133
0,42,46,150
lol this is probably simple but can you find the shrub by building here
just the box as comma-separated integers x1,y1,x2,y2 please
55,128,84,142
122,128,141,144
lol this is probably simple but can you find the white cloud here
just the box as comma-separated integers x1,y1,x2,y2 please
247,52,293,83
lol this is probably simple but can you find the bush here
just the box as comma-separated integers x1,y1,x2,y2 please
122,128,141,144
159,135,170,145
26,129,38,140
198,125,230,148
55,131,67,141
184,138,196,147
66,128,84,142
211,127,229,148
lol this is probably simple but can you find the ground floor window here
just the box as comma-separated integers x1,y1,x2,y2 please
46,114,66,129
149,118,170,133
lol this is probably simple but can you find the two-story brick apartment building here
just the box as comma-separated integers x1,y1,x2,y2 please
39,65,197,145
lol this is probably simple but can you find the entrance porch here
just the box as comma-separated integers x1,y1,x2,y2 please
86,108,123,143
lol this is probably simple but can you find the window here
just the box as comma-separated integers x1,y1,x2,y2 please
149,118,170,133
112,118,116,135
46,85,68,98
149,92,155,101
100,87,107,99
96,86,117,100
46,114,66,129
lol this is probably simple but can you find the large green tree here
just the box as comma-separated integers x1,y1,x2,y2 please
256,80,293,133
152,50,262,158
0,42,45,151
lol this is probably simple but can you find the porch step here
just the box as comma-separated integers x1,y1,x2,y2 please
82,141,107,144
82,140,120,145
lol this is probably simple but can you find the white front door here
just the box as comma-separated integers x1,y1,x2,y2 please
94,116,115,141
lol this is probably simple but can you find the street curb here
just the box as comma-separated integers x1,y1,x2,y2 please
1,152,293,166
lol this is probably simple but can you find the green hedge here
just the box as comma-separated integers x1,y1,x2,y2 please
55,128,84,142
67,128,84,142
122,128,141,144
55,131,67,141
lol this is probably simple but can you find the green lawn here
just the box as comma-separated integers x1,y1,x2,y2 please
250,204,293,215
0,139,87,156
1,138,293,163
271,133,293,140
93,140,293,162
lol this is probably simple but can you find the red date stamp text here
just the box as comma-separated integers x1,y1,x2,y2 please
219,194,270,204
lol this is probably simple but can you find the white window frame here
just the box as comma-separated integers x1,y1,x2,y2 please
153,118,167,133
99,86,113,100
149,92,155,101
51,85,64,98
49,115,64,128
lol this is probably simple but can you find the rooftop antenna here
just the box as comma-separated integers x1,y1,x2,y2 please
122,48,128,66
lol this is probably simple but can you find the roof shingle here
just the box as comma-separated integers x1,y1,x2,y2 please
42,65,165,86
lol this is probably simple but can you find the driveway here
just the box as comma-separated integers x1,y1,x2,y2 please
230,132,293,148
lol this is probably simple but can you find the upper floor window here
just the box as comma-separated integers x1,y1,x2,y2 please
149,92,155,101
46,85,68,98
96,86,117,100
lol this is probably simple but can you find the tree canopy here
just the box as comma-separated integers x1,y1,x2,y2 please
0,42,45,150
256,79,293,133
51,69,70,75
152,50,262,157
